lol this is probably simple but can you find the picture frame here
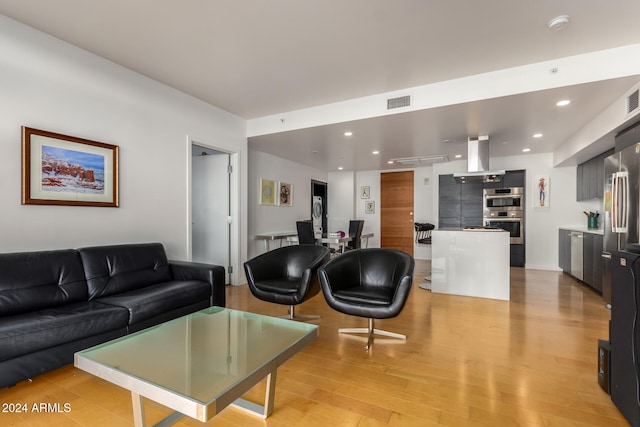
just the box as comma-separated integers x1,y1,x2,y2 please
365,200,375,214
259,178,277,205
534,175,549,208
279,182,293,206
360,185,370,199
22,127,119,207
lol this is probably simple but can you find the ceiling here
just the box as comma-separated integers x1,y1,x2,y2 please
2,1,640,171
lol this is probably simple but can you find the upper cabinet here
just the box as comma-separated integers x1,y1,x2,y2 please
576,150,613,201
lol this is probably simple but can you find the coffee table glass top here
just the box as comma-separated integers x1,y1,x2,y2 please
74,307,317,417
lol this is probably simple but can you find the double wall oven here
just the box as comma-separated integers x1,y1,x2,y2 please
483,187,524,245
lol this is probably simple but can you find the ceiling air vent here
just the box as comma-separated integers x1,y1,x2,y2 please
627,89,639,114
387,95,411,110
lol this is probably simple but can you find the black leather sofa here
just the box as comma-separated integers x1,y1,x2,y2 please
0,243,225,388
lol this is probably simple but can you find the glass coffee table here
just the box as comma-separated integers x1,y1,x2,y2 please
74,307,318,426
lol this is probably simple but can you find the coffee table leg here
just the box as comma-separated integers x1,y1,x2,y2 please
264,369,276,417
131,392,146,427
232,369,277,418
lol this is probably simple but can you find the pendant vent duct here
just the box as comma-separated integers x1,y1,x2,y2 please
387,95,411,110
627,89,639,114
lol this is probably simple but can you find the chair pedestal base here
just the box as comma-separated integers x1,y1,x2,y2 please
278,305,320,321
338,318,406,349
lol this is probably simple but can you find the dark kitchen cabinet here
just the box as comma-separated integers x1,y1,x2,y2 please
439,175,462,228
502,170,525,188
577,149,613,201
559,228,571,273
461,182,483,227
558,228,603,293
615,119,640,152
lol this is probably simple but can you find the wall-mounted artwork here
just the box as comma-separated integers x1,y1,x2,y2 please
365,200,375,214
360,186,370,199
22,127,119,207
279,182,293,206
534,175,549,208
260,178,277,205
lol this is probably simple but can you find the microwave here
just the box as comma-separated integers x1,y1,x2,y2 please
484,187,523,212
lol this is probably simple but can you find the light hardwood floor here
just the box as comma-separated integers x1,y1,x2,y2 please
0,261,627,426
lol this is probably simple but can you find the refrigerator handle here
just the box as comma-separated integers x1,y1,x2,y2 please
602,252,612,260
612,171,629,233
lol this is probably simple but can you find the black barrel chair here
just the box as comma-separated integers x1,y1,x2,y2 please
244,244,330,320
318,248,414,348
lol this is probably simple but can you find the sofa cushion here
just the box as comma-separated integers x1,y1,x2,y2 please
0,301,129,362
0,249,88,316
95,279,211,325
78,243,173,299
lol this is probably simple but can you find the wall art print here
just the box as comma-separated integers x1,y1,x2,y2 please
22,127,119,207
279,182,293,206
534,175,549,208
260,178,277,205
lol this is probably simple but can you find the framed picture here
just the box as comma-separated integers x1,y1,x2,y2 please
534,175,549,208
22,127,119,207
360,185,370,199
279,182,293,206
365,200,375,214
260,178,277,205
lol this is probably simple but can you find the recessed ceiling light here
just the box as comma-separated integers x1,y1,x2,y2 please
311,150,319,154
548,15,570,31
523,148,531,152
454,154,462,159
556,100,571,107
387,160,394,164
372,150,379,155
338,167,344,170
344,131,353,137
533,133,543,138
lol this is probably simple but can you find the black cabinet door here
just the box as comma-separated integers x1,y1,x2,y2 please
502,170,525,188
439,175,461,228
583,232,594,286
592,234,604,292
576,164,584,201
461,182,482,227
558,229,571,273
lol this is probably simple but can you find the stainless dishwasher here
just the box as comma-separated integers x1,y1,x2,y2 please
570,231,583,281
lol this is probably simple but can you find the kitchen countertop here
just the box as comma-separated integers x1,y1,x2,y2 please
559,226,604,235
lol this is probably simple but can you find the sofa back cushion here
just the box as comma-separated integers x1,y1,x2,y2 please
78,243,173,299
0,249,88,316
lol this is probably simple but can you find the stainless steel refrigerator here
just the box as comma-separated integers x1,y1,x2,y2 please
602,143,640,305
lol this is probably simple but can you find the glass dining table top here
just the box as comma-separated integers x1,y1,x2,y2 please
74,307,318,420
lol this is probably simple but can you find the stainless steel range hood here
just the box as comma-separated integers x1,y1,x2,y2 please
453,136,505,183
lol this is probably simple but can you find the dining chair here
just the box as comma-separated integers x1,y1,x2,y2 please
296,220,316,245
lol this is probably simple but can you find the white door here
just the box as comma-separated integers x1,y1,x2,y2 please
192,148,230,284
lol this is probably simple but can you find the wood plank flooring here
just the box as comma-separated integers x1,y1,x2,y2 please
0,261,627,426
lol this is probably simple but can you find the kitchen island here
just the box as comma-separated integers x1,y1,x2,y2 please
431,227,510,301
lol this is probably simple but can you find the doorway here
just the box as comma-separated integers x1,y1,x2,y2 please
381,171,414,255
311,180,328,235
190,142,233,284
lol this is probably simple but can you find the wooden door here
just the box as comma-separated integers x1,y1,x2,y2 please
381,171,414,255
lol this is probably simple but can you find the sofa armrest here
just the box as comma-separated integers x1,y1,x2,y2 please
169,261,226,307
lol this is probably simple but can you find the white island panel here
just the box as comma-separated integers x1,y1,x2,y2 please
432,229,510,301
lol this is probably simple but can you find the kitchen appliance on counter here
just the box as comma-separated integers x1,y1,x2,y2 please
602,143,640,305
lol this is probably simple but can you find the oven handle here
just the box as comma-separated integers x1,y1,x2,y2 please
485,195,522,200
484,218,523,222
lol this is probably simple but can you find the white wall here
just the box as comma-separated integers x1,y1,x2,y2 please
327,171,356,233
247,150,327,258
0,16,248,268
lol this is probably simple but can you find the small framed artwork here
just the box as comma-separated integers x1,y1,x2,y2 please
534,175,549,208
360,185,370,199
22,127,119,207
260,178,278,205
365,200,375,214
279,182,293,206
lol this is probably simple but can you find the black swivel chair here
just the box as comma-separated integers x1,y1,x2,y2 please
244,244,330,320
296,220,316,244
345,220,365,251
318,248,414,348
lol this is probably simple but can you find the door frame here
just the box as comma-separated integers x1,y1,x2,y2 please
187,135,240,285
